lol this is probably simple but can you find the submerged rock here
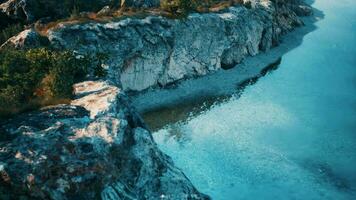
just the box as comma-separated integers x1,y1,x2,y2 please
47,0,312,91
0,81,209,200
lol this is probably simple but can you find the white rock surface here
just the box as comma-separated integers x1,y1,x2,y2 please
48,0,311,91
0,81,209,199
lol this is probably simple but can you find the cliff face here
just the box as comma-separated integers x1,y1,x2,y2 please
0,1,312,199
0,81,209,200
48,0,311,91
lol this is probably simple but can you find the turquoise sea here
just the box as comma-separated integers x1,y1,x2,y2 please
153,0,356,199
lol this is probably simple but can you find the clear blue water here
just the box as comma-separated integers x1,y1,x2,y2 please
152,0,356,199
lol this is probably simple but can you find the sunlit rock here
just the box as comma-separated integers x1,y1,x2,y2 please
0,81,209,199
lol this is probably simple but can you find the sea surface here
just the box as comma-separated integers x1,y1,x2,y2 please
151,0,356,199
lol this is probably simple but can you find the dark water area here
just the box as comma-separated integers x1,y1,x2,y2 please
148,0,356,199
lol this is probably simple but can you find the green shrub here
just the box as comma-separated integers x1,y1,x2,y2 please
160,0,245,16
0,48,89,118
161,0,197,14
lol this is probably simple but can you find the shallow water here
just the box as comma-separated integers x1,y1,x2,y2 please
151,0,356,199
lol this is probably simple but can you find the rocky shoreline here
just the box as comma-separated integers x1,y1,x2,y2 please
1,1,315,199
132,13,317,115
46,0,312,92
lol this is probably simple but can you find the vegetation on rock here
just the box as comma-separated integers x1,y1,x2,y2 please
0,48,91,117
160,0,245,15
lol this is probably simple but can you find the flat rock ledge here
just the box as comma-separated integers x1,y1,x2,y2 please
0,81,209,200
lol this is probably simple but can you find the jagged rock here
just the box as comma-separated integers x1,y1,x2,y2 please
0,81,209,200
47,0,311,91
0,28,48,49
0,0,32,21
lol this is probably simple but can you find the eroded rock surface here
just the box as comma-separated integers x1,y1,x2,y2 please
0,81,209,200
48,0,312,91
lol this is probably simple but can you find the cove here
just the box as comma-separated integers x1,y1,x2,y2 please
144,0,356,199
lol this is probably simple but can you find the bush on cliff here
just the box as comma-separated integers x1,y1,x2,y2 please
0,48,90,118
160,0,194,14
160,0,245,15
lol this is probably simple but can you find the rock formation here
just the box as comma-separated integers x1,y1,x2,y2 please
48,0,312,91
0,0,313,199
0,81,209,199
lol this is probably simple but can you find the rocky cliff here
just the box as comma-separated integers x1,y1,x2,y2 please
47,0,312,91
0,81,209,199
0,0,312,199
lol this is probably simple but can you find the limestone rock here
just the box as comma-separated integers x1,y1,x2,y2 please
0,81,209,200
48,0,311,91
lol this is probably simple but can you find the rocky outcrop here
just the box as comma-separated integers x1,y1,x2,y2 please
0,28,48,49
0,81,209,200
48,0,312,91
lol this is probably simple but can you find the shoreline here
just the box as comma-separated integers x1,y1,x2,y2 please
130,16,319,122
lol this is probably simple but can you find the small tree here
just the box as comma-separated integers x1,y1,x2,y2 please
0,48,89,117
161,0,196,15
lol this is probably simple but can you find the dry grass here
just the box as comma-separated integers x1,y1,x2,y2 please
208,0,243,12
35,0,246,35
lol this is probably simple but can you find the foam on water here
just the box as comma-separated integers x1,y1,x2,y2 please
153,0,356,199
